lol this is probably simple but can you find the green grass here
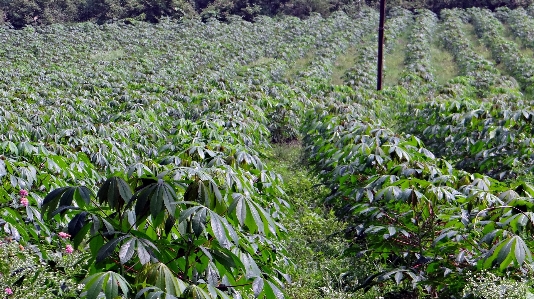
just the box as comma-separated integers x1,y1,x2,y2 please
331,47,359,85
250,57,276,66
502,24,534,58
89,49,125,61
285,51,316,80
430,39,459,85
461,23,493,61
461,22,510,75
267,144,395,299
384,33,409,87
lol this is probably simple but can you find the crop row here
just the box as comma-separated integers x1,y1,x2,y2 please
300,6,534,297
343,7,412,90
397,8,534,180
0,13,380,298
399,9,438,88
296,8,379,86
438,9,506,90
503,8,534,49
303,94,534,295
469,8,534,94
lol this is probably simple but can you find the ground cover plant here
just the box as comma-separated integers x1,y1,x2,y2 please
3,4,534,299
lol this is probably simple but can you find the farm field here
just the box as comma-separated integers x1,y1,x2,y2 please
2,5,534,298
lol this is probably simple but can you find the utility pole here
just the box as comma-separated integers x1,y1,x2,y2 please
377,0,386,91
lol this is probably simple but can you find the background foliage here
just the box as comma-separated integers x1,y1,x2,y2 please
1,0,534,27
4,2,534,298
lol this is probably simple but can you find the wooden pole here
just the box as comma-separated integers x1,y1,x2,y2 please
377,0,386,91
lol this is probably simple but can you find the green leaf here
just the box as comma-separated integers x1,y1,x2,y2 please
210,213,229,249
83,272,129,299
68,211,88,238
513,235,531,266
182,285,211,299
134,184,157,220
119,238,136,264
42,187,69,219
117,178,133,204
76,186,93,206
388,226,396,236
104,274,119,299
266,281,284,299
59,187,76,207
252,277,264,297
73,222,91,249
394,271,403,285
96,235,128,263
233,193,247,226
496,238,514,267
206,262,219,286
150,183,165,218
163,183,178,216
139,263,186,297
138,241,151,265
98,177,133,212
247,203,263,234
0,160,6,177
192,207,207,237
84,273,105,299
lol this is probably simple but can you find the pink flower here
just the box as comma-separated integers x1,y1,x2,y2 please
5,288,12,295
65,244,74,254
58,232,71,239
19,189,28,197
20,197,28,207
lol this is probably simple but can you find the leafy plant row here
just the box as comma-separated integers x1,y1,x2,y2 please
295,8,379,86
343,7,412,90
303,98,534,296
502,7,534,50
1,9,403,297
0,14,366,298
396,8,534,179
469,7,534,94
438,9,506,90
398,9,437,90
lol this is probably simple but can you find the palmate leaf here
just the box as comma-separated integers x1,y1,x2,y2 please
184,179,226,213
68,211,88,239
483,235,532,270
206,262,220,286
117,234,159,265
209,247,242,270
252,277,264,298
136,287,179,299
227,193,278,235
0,160,6,177
265,281,284,299
133,179,178,220
42,187,70,219
42,186,93,219
178,206,238,247
210,213,230,249
238,251,262,279
191,208,207,237
81,271,129,299
96,235,129,263
97,176,133,213
138,241,151,265
119,238,136,264
181,285,212,299
137,262,188,297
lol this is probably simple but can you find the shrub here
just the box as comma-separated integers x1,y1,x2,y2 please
0,241,84,298
462,271,531,298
